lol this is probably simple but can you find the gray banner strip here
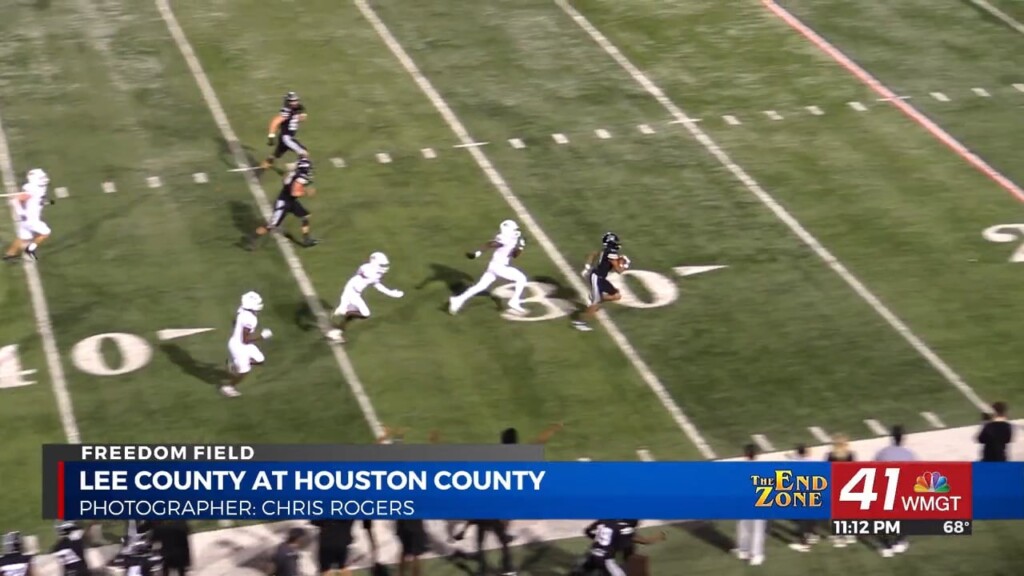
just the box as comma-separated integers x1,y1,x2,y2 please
46,444,544,462
41,446,57,519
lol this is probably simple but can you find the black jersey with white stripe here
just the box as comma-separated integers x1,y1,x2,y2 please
51,535,87,576
592,246,622,279
278,169,312,199
0,554,31,576
277,105,305,138
584,521,630,558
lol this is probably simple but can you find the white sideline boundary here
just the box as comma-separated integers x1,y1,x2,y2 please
554,0,990,414
29,421,1021,576
0,109,81,443
154,0,385,439
969,0,1024,35
352,0,716,460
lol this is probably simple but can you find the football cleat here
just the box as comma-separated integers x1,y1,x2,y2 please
24,246,38,261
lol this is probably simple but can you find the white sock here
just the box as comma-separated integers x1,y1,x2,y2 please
509,281,526,305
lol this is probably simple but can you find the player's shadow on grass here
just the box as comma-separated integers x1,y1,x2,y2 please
229,200,258,249
294,298,332,332
672,521,736,553
534,275,585,314
161,344,227,388
417,263,503,312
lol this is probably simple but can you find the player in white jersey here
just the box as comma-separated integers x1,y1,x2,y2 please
449,219,528,315
328,252,404,343
223,291,273,398
4,169,54,263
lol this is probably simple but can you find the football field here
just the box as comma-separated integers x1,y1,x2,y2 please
2,0,1024,573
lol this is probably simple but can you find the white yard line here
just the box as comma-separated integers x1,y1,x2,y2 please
102,181,116,194
972,87,991,98
969,0,1024,35
722,114,741,125
864,419,887,436
146,176,162,189
0,110,81,443
848,101,867,112
376,152,392,164
552,133,569,144
192,172,208,184
805,105,823,116
156,0,385,439
637,124,655,134
354,0,716,459
421,148,436,159
558,0,990,414
594,128,611,139
921,411,946,429
808,426,831,443
636,449,654,461
751,434,775,452
508,138,526,149
931,92,951,102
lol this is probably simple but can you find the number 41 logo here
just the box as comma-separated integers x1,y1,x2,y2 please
839,467,900,511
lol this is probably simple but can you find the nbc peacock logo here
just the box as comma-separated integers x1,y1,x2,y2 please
914,471,951,493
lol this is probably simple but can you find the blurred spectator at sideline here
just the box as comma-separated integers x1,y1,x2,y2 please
733,444,766,566
394,520,427,576
787,445,818,552
978,402,1012,462
151,521,191,576
824,435,857,548
0,532,33,576
270,527,307,576
874,425,914,558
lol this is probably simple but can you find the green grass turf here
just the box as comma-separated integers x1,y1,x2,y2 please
1,0,1023,571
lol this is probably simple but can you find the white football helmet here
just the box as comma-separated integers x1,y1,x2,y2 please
26,169,49,187
369,252,390,272
240,291,264,312
499,219,519,235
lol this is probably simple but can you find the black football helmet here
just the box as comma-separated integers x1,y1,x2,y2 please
2,532,23,555
55,521,79,537
296,157,313,179
602,232,621,250
284,91,301,108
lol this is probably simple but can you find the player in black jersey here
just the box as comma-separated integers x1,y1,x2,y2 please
261,92,308,170
248,157,319,250
51,522,87,576
572,521,663,576
573,232,631,332
0,532,32,576
120,541,161,576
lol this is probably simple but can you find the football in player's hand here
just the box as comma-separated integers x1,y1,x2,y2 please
616,255,631,272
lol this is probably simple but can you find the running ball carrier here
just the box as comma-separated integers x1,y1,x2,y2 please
573,232,631,332
248,158,318,249
261,91,308,169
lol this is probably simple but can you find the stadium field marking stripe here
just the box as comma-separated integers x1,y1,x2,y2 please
638,123,655,134
157,0,385,439
0,110,81,443
973,87,992,98
558,0,991,416
763,0,1024,204
969,0,1024,35
751,434,775,452
764,110,783,120
808,426,831,443
805,105,824,115
595,128,611,139
453,141,489,148
552,133,569,144
637,449,654,461
1015,83,1024,93
102,181,116,194
156,328,215,341
931,92,951,102
921,411,946,429
54,187,69,198
509,138,526,149
421,148,437,159
722,115,741,125
864,419,887,436
376,152,392,164
192,172,208,184
577,457,591,462
355,0,717,460
146,176,162,189
667,117,701,124
331,157,346,168
848,101,867,112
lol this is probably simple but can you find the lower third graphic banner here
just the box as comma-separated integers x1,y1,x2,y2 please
49,461,1024,520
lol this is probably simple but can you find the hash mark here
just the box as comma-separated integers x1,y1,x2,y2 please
864,419,887,435
453,142,489,148
330,157,346,168
636,449,654,462
808,426,831,443
54,187,69,199
595,128,611,139
751,434,775,452
805,106,824,116
508,138,526,149
577,457,591,462
931,92,950,102
1014,83,1024,93
764,110,783,120
637,124,655,134
192,172,208,184
102,181,116,194
552,133,569,144
877,95,911,102
973,87,991,97
921,411,946,429
848,101,867,112
421,148,437,159
668,117,702,124
376,153,392,164
146,176,162,189
722,115,741,126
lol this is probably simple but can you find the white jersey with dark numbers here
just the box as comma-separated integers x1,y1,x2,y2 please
344,263,385,296
490,230,522,267
229,308,258,347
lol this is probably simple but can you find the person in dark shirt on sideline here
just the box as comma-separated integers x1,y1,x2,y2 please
270,528,307,576
978,402,1013,462
151,521,191,576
